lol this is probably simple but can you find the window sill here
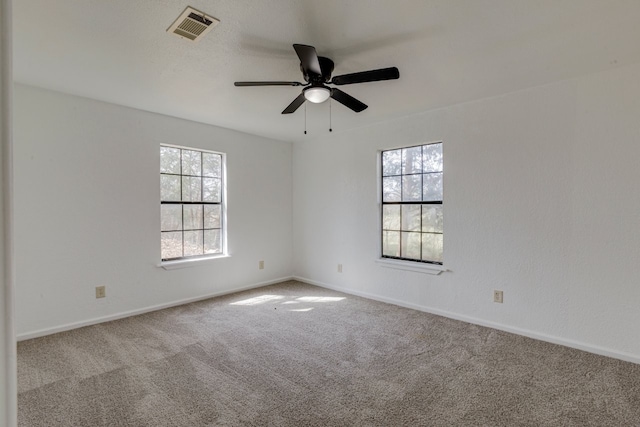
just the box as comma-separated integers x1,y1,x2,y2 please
158,254,230,270
375,258,447,275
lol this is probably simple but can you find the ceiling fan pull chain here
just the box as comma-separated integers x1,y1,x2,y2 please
329,99,333,132
304,103,307,135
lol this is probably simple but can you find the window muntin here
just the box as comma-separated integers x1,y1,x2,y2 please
160,145,224,261
381,142,443,264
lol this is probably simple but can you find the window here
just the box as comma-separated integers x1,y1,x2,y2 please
381,142,443,264
160,145,225,261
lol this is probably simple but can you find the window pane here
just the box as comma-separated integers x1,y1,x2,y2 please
161,174,181,201
182,150,202,176
422,233,443,263
184,230,204,257
203,153,221,178
183,204,203,230
422,205,443,233
203,178,221,202
182,176,202,201
382,231,400,257
424,143,443,173
161,231,182,259
382,176,401,202
402,146,423,175
401,232,421,260
401,205,421,231
382,205,400,230
161,204,182,232
381,143,443,264
382,149,401,176
204,229,222,254
423,172,443,201
402,174,422,201
204,205,221,229
161,146,226,261
160,147,181,174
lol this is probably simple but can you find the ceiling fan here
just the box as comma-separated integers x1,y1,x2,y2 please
234,44,400,114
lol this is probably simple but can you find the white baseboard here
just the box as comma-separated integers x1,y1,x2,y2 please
17,276,294,341
293,276,640,366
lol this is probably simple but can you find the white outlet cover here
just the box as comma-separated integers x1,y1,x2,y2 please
493,290,503,303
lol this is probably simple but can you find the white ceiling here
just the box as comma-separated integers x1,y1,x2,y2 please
14,0,640,142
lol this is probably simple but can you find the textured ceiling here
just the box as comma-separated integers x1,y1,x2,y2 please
13,0,640,142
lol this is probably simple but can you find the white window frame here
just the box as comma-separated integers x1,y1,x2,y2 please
377,142,445,275
159,144,228,268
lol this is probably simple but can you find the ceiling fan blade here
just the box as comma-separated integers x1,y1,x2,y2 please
235,81,304,87
330,88,368,113
282,92,307,114
331,67,399,85
293,44,322,76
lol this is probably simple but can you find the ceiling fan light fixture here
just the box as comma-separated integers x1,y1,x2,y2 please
304,86,331,103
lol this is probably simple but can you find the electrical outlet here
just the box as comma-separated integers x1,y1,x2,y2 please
337,264,343,273
259,260,264,270
493,290,503,304
96,286,106,299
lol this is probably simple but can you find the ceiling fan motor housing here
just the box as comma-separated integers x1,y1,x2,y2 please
301,56,334,83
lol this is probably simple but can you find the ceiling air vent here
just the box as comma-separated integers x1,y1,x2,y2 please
167,6,219,42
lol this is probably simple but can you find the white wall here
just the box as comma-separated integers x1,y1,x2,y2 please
2,0,17,424
14,84,293,337
293,61,640,363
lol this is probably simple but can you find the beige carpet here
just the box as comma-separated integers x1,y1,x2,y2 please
17,280,640,426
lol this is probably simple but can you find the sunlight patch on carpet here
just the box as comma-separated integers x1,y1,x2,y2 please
296,297,345,303
230,295,285,306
